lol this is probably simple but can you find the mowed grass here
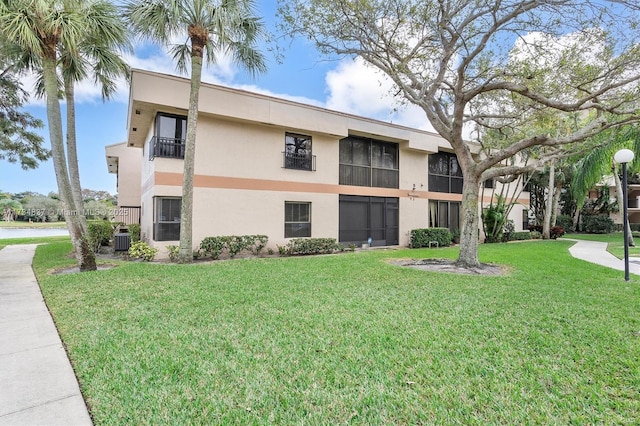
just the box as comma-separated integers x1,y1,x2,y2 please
35,240,640,424
0,235,70,251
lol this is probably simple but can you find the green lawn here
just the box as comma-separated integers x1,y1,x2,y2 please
34,240,640,424
0,235,70,251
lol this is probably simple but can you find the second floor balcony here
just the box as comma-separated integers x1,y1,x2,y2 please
149,137,185,160
283,151,316,171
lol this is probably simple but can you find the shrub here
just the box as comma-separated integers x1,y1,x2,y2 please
285,238,342,255
484,235,501,244
199,235,270,259
583,214,615,234
128,241,157,261
555,215,574,233
250,235,269,254
528,224,543,233
451,228,460,244
410,228,452,248
549,226,566,239
482,196,508,242
226,235,246,258
511,231,532,241
166,245,179,262
530,231,542,239
502,220,515,242
128,223,141,242
199,236,227,259
277,244,287,256
87,220,115,253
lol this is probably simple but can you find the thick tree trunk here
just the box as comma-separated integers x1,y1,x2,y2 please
614,167,635,246
542,162,555,239
457,176,481,268
177,53,203,263
42,55,96,271
64,78,88,234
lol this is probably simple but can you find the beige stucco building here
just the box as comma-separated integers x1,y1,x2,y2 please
106,69,530,255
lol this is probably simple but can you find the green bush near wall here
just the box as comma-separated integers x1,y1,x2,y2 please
510,231,532,241
87,220,115,253
410,228,452,248
128,223,141,242
583,214,615,234
284,238,343,255
199,235,270,259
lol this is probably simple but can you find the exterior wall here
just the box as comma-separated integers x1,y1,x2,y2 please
119,69,530,256
105,142,142,224
105,142,142,206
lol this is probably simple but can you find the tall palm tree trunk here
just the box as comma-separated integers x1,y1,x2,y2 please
42,53,96,271
65,77,87,234
177,47,204,263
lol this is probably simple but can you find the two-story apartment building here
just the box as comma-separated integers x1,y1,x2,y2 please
106,69,529,255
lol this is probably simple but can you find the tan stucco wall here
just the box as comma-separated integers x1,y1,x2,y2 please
120,69,531,255
105,142,142,206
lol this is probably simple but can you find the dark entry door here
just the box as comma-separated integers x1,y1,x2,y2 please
339,195,399,246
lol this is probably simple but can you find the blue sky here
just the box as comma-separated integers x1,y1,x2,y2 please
0,0,429,197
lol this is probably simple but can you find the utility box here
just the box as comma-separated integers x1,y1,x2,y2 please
114,233,131,252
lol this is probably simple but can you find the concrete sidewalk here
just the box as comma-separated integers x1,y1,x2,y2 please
0,244,92,426
566,238,640,276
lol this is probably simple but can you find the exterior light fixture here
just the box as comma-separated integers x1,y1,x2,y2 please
614,148,635,281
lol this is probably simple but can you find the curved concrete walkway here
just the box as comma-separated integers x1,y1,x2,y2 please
566,238,640,276
0,244,92,426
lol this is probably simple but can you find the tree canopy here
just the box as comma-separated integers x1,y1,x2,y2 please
0,46,49,169
280,0,640,267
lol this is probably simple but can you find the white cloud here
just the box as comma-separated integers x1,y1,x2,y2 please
324,57,434,131
18,41,435,135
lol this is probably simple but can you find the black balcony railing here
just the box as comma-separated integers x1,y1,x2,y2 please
283,151,316,171
149,136,185,160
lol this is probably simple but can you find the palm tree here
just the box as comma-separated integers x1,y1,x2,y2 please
0,0,129,271
59,0,130,232
124,0,267,262
571,126,640,246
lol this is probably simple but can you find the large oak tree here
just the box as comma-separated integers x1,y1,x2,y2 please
281,0,640,267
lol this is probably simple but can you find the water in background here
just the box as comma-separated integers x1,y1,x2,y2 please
0,228,69,239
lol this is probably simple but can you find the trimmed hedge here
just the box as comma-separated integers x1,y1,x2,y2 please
284,238,343,255
410,228,452,248
511,231,532,241
199,235,269,259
